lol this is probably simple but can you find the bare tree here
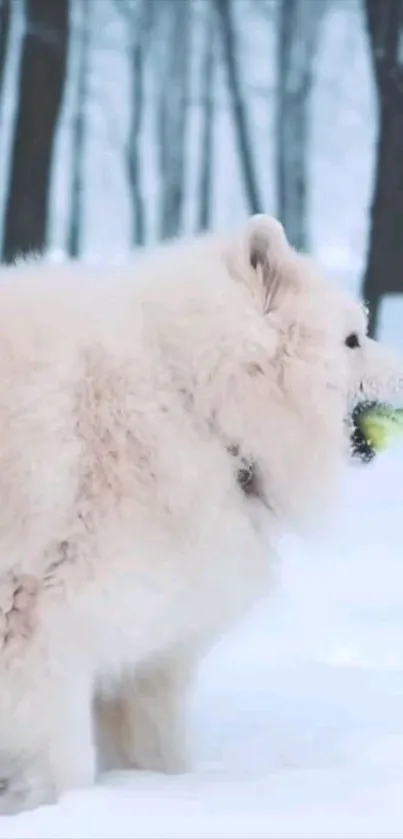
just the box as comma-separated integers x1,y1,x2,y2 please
361,0,403,337
214,0,262,215
158,0,191,240
0,0,10,106
67,0,90,258
197,0,215,231
125,0,153,247
276,0,325,251
2,0,70,264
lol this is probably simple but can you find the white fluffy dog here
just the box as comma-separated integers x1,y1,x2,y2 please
0,215,400,814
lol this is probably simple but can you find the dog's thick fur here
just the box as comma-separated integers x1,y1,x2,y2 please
0,215,400,813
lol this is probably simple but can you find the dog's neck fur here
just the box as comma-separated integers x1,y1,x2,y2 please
226,443,268,505
172,378,269,505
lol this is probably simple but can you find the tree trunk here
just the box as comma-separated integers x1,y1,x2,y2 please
214,0,262,215
67,0,90,259
361,0,403,337
276,0,324,252
0,0,10,106
158,0,191,241
197,0,215,232
127,0,152,247
2,0,70,264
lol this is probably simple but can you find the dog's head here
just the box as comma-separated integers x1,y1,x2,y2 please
215,214,403,525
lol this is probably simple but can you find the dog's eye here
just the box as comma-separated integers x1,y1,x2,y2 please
345,333,360,349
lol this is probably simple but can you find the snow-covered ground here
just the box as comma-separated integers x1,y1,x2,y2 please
1,448,403,837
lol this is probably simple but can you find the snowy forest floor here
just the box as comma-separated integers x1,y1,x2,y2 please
2,449,403,837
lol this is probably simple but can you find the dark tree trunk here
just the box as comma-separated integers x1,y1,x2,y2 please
0,0,10,105
67,0,90,259
197,0,215,232
158,0,191,240
362,0,403,337
276,0,324,251
2,0,70,264
214,0,262,215
127,0,153,247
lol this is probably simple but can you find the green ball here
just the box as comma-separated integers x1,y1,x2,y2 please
356,404,403,453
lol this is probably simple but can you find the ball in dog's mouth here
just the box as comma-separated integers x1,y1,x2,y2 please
350,401,378,464
349,400,403,464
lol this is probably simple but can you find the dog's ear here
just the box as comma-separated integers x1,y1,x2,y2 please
245,214,288,272
228,214,290,311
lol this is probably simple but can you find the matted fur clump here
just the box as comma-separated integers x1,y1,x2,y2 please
0,215,400,814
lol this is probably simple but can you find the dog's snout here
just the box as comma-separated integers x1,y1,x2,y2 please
359,338,403,405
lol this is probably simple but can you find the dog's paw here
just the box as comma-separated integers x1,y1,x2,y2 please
137,752,190,775
0,757,59,815
126,741,191,775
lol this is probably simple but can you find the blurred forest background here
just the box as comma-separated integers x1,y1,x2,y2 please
0,0,402,340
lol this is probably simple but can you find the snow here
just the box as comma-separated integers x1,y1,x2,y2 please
2,448,403,837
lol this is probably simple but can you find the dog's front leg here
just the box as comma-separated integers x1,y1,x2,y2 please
95,652,195,775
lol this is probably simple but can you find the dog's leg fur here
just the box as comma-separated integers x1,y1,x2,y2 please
95,653,194,775
0,651,95,814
